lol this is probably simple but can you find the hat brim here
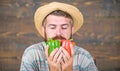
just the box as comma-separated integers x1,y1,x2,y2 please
34,2,83,38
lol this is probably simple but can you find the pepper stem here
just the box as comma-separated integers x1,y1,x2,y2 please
69,38,73,41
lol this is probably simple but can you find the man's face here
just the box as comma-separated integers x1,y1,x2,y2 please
42,15,74,41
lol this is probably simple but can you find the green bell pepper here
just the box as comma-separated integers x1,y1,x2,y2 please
46,39,60,55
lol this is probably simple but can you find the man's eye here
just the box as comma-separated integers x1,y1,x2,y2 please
62,25,68,29
50,26,55,29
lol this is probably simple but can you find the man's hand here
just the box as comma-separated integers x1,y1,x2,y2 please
61,42,74,71
45,45,63,71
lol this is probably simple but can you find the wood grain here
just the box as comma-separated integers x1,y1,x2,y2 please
0,0,120,71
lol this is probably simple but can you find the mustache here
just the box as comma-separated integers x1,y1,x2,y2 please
52,36,66,40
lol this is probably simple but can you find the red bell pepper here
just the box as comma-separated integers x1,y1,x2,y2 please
61,39,75,55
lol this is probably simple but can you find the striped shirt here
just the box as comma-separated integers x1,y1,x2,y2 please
20,42,98,71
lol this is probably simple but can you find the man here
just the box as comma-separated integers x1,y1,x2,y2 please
20,2,98,71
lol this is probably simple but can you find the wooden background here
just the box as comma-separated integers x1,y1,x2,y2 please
0,0,120,71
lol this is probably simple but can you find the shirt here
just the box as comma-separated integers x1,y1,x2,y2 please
20,42,98,71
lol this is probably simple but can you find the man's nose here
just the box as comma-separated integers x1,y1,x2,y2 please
56,28,62,36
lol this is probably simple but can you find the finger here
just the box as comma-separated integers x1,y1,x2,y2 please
56,51,63,64
61,47,70,60
62,53,68,64
49,48,59,61
53,48,62,62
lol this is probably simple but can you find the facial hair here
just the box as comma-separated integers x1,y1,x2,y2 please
44,34,73,41
52,35,66,40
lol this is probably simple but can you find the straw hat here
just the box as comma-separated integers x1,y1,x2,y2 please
34,2,83,37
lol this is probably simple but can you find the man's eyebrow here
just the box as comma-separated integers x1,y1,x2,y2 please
48,24,56,26
61,24,69,26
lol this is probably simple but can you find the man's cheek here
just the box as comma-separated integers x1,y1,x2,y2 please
62,33,70,39
47,33,55,38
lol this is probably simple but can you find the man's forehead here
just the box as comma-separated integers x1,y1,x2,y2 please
47,23,70,26
45,15,71,23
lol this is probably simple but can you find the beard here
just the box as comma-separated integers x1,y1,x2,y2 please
44,34,73,41
52,35,66,40
44,35,66,41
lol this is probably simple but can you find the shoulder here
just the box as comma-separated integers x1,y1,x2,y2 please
73,46,98,70
73,46,95,68
24,42,46,52
74,46,91,59
22,42,46,62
